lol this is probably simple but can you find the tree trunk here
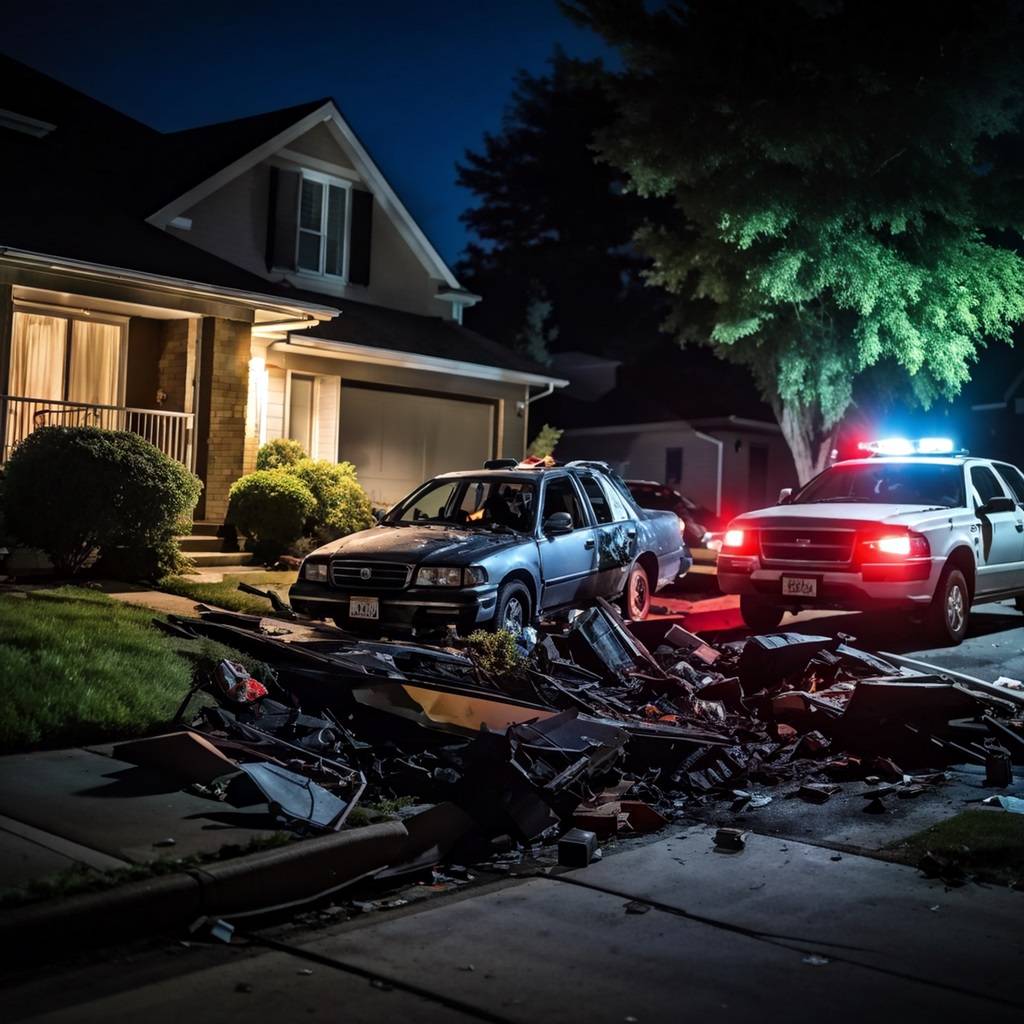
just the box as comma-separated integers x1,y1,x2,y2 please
773,398,839,486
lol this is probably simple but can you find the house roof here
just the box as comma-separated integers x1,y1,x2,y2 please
291,290,565,382
0,55,558,382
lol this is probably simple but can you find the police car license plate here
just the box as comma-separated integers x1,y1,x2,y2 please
350,596,379,620
782,576,817,598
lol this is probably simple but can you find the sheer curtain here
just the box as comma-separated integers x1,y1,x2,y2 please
67,320,121,407
8,312,66,399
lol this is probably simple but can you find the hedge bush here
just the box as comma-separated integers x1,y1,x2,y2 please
2,426,201,577
289,458,374,539
255,438,307,471
226,469,315,562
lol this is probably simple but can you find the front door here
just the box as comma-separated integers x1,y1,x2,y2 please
538,476,596,610
970,464,1024,593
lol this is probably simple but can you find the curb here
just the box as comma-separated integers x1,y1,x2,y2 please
1,821,409,962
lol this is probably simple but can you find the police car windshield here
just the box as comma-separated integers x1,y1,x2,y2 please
794,462,965,508
389,478,537,532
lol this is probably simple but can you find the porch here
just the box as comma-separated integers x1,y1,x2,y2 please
0,394,193,467
0,296,201,471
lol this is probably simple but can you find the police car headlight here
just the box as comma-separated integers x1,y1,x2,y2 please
416,566,463,586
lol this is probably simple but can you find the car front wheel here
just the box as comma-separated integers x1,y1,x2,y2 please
929,566,969,645
620,562,652,620
493,580,532,635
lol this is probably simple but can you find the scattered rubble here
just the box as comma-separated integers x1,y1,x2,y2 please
119,596,1024,903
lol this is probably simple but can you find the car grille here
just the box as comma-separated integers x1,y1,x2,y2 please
329,560,412,591
760,528,855,565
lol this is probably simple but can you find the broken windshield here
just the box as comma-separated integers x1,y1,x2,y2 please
388,478,537,533
794,462,966,507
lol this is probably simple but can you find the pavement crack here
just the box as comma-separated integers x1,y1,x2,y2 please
545,874,1023,1010
238,929,519,1024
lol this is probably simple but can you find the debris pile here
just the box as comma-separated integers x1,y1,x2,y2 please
128,595,1024,865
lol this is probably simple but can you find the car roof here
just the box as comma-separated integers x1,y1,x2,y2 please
433,468,557,480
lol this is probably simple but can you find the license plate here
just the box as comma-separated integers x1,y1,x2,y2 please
782,576,817,598
349,596,379,620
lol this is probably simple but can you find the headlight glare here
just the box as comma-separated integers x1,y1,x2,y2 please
416,566,463,586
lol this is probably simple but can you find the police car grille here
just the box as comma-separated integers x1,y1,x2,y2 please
760,529,855,564
329,561,411,590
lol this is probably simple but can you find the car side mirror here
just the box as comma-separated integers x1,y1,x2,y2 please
981,495,1016,515
778,488,793,505
543,512,574,536
373,508,387,523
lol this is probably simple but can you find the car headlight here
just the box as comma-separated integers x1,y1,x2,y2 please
463,565,488,586
303,561,328,582
416,566,464,586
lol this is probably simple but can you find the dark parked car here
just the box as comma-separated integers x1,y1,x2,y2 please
626,480,722,547
290,460,690,634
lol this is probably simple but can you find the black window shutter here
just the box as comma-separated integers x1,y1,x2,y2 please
267,167,300,271
348,188,373,286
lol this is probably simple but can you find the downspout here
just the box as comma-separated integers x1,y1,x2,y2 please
693,428,724,517
525,382,555,406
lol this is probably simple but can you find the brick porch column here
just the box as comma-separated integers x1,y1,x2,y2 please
194,317,252,522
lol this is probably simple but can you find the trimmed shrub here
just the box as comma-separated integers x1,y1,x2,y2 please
227,470,315,562
2,426,201,577
256,438,307,471
289,458,374,540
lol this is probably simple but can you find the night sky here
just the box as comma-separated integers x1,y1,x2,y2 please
2,0,608,267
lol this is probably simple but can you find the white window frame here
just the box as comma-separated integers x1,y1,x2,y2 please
294,168,352,283
10,301,128,405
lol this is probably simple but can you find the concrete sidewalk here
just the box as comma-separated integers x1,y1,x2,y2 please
0,745,282,891
9,827,1023,1023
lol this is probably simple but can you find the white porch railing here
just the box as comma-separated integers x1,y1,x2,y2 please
0,395,194,469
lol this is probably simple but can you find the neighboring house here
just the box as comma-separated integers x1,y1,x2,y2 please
539,346,797,519
0,56,565,522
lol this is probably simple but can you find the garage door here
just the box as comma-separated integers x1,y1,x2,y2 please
339,385,495,505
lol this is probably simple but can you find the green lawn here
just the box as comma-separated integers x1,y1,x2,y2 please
0,587,269,753
158,570,298,615
889,809,1024,887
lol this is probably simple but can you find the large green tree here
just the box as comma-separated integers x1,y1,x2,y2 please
564,0,1024,480
456,49,667,361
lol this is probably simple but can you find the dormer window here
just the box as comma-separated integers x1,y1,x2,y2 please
297,171,350,279
268,166,374,286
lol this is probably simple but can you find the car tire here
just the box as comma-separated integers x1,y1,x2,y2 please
739,596,785,632
620,562,652,621
492,580,532,635
928,566,970,646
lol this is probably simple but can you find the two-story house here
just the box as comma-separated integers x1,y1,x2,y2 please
0,56,565,525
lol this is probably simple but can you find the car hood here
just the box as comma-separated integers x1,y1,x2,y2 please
731,503,951,529
308,524,527,563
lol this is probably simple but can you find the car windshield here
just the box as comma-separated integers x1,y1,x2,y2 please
388,478,537,533
794,462,965,507
629,486,679,511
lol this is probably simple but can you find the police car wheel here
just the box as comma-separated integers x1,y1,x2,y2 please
929,567,969,645
740,596,785,632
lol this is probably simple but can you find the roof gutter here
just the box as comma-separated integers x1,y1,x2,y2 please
0,248,339,323
271,336,570,389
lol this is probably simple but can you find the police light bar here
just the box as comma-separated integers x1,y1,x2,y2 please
857,437,962,456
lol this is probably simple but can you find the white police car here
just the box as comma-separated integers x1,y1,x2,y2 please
717,438,1024,645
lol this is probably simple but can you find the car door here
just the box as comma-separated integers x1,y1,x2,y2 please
992,462,1024,582
576,472,637,598
537,475,597,610
969,464,1023,593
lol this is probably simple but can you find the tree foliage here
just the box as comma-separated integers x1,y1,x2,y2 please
457,48,667,360
527,423,564,459
564,0,1024,479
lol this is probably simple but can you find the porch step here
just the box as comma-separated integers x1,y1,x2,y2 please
185,551,255,568
178,535,228,553
190,520,227,537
